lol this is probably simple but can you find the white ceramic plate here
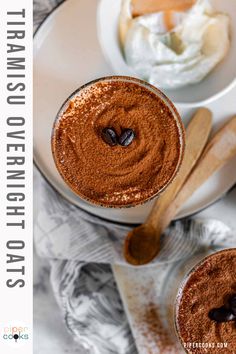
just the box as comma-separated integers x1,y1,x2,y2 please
34,0,236,225
98,0,236,106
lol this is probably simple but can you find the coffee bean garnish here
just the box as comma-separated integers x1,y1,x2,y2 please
101,127,135,147
209,307,235,323
101,128,118,146
229,294,236,316
119,129,135,147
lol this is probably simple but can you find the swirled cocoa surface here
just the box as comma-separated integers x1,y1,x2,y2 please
52,79,182,207
176,249,236,354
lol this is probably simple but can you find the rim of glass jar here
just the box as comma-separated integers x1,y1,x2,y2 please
174,248,236,353
51,75,185,208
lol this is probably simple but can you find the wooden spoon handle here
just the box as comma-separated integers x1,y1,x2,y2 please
147,108,212,229
162,115,236,229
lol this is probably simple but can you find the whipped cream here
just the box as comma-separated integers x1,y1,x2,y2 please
120,0,230,89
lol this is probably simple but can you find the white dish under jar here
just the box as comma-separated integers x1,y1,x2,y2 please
97,0,236,106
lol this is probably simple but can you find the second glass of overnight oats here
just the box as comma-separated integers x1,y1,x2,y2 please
51,76,185,208
175,249,236,354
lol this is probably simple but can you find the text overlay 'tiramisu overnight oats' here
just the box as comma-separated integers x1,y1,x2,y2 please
176,249,236,354
52,77,184,207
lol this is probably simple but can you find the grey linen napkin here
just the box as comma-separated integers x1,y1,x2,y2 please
34,167,138,354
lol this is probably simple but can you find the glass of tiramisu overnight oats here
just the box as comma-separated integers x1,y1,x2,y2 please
51,76,185,208
175,249,236,354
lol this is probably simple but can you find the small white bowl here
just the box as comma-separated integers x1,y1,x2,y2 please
97,0,236,107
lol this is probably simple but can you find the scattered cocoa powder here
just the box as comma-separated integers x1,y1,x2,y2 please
138,302,179,354
52,78,183,207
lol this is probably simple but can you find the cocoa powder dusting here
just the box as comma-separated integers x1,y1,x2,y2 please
52,79,182,207
139,302,179,354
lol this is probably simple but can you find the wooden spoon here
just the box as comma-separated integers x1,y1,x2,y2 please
124,108,212,265
162,115,236,229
